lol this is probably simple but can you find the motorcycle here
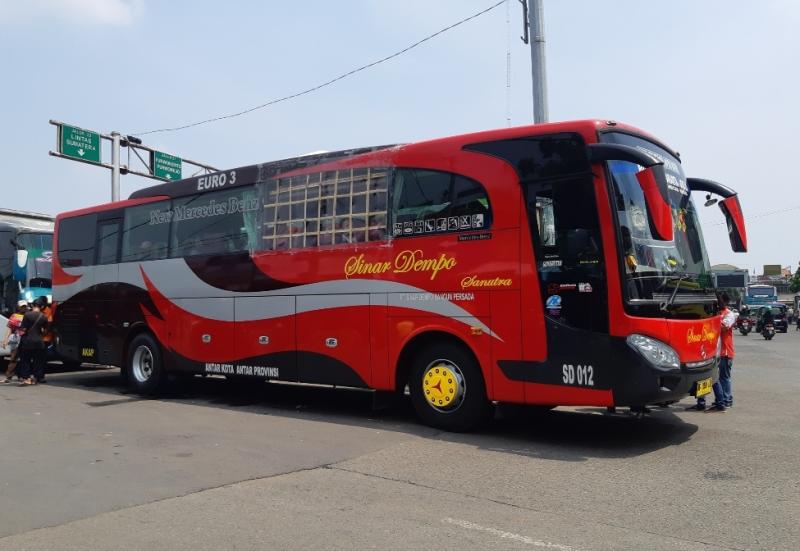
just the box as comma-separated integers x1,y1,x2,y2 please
762,322,775,340
738,317,752,336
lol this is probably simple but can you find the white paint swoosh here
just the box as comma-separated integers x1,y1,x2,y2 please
56,258,502,340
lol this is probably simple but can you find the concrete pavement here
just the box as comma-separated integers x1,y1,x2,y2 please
1,332,798,550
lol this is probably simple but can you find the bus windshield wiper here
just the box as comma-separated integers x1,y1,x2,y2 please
659,273,692,311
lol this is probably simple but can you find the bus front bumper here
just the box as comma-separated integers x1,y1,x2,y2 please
613,356,719,406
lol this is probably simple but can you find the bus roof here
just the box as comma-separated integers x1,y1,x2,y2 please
126,119,667,202
0,208,55,233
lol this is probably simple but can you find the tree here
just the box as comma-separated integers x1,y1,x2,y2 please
789,268,800,294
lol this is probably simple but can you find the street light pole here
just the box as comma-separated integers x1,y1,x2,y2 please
111,131,121,202
528,0,549,123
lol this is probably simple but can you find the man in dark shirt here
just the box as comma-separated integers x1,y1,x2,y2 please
17,298,48,385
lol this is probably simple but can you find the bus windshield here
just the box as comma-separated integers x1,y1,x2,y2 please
17,232,53,259
17,232,53,286
748,285,776,297
602,132,712,305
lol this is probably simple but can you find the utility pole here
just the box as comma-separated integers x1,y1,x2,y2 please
525,0,549,123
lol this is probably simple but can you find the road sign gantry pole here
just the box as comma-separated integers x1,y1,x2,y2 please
49,120,218,202
111,131,121,202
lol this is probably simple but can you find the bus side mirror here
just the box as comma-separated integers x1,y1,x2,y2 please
635,165,674,242
719,195,747,252
12,250,28,282
587,142,673,242
686,178,748,253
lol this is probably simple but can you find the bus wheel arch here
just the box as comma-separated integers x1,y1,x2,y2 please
396,330,492,432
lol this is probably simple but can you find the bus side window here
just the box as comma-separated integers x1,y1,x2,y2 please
393,170,451,224
450,176,490,221
121,202,170,263
96,220,121,265
391,169,491,236
57,214,98,267
169,187,261,257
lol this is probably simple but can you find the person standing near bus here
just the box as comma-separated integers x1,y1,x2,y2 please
17,298,48,386
39,296,54,383
707,293,737,413
1,300,28,383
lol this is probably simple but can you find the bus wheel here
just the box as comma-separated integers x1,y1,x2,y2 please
126,333,165,395
409,342,491,432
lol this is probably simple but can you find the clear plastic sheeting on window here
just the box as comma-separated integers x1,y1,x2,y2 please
122,202,170,262
169,186,261,258
391,169,490,237
261,168,389,251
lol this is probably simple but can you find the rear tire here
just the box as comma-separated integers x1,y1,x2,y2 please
409,341,491,432
126,333,166,395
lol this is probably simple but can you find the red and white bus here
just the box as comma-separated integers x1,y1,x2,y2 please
53,120,747,430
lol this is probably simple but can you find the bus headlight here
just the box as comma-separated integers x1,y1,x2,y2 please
627,334,680,370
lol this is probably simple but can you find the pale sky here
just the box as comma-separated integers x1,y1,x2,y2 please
1,0,797,273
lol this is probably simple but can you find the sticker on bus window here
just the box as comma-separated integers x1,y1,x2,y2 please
437,218,447,232
414,220,424,234
448,217,459,231
471,214,484,228
579,282,593,293
459,215,471,229
546,294,562,316
403,222,413,235
393,223,403,236
424,219,435,233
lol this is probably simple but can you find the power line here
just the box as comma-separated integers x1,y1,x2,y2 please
133,1,506,136
711,204,800,226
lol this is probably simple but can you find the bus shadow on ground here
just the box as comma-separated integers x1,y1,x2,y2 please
55,369,698,462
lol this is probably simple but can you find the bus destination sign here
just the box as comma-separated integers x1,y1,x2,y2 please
152,151,182,181
60,124,101,163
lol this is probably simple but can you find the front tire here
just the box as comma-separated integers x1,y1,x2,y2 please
409,342,491,432
126,333,166,394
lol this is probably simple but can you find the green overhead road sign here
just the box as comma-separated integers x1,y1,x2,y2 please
152,151,182,181
60,125,101,163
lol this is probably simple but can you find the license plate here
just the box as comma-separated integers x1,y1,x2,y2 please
695,378,712,397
